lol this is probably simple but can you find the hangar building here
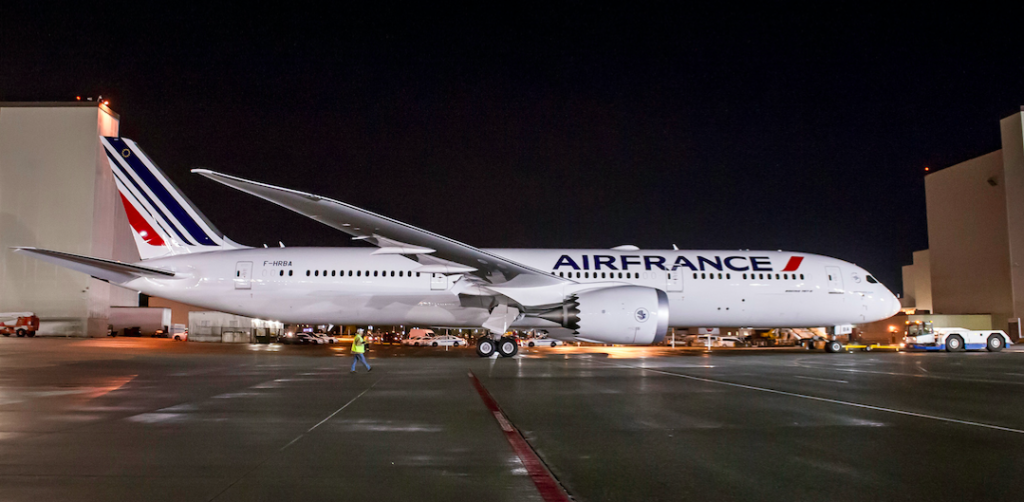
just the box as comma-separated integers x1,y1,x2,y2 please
902,108,1024,340
0,101,271,340
0,102,139,336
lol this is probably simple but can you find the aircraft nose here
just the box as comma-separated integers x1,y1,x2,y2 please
886,290,901,318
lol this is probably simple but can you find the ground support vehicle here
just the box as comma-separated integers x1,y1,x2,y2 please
170,324,188,341
403,335,435,346
0,313,39,337
425,335,464,347
688,335,746,348
525,336,563,348
841,342,901,352
903,321,1010,352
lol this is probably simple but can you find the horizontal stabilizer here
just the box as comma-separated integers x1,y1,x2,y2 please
12,247,177,284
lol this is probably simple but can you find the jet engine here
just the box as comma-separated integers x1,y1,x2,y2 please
536,286,669,345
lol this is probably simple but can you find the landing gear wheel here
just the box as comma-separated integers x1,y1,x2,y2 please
528,341,535,348
497,337,519,358
15,329,26,338
432,342,438,347
945,334,964,352
476,338,496,357
824,340,843,353
26,331,35,338
550,341,557,348
986,334,1004,352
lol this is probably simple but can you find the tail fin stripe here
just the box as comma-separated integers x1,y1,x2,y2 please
112,174,176,244
105,138,218,246
105,149,197,245
118,192,166,246
130,141,225,241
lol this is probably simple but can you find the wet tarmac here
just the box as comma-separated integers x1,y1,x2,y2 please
1,338,1023,501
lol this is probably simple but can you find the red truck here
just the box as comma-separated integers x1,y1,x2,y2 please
0,313,40,337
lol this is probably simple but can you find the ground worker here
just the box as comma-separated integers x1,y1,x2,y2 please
351,330,372,373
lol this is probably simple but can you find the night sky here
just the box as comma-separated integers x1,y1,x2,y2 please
4,3,1024,291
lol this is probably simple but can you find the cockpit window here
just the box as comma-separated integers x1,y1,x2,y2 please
866,275,878,284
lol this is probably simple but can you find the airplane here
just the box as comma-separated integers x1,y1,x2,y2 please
14,137,901,357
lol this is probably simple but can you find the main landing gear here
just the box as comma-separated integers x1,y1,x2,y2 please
475,336,519,357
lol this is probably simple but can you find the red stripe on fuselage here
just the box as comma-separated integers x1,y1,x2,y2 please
781,256,804,272
119,192,165,246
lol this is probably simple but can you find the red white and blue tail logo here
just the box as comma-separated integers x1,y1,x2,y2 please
102,137,236,259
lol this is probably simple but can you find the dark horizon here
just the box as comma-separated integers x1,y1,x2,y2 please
4,3,1024,291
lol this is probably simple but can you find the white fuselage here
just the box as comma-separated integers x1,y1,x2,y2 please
124,248,901,331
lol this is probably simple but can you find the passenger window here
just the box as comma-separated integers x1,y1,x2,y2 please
800,274,805,280
742,273,747,279
559,272,564,277
391,271,395,277
602,272,606,279
775,274,780,279
618,272,623,278
357,271,361,277
399,271,404,277
416,272,421,277
759,274,763,279
314,270,319,277
726,273,730,279
279,270,283,276
694,273,698,279
374,271,378,277
288,270,293,276
332,270,336,276
718,273,722,279
701,273,706,279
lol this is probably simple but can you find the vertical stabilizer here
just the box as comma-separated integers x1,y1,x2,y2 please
101,137,240,259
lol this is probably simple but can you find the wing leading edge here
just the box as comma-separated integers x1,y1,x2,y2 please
191,169,567,288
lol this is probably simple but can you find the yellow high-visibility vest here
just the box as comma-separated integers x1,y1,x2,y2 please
352,334,365,354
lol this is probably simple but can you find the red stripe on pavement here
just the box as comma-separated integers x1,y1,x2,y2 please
468,371,572,502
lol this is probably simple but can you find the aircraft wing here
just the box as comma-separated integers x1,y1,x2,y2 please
192,170,568,287
12,247,178,284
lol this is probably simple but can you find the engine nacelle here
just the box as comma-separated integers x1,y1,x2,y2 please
538,286,669,345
